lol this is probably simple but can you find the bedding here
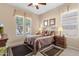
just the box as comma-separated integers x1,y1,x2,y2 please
24,35,54,54
24,35,42,45
34,36,54,52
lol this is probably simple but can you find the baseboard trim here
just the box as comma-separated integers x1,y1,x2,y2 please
67,46,79,51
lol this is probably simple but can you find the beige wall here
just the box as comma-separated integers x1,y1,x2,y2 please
0,3,40,46
39,3,79,50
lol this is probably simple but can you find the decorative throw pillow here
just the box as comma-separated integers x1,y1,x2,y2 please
50,31,55,36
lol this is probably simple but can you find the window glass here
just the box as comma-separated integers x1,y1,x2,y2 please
16,16,24,35
24,18,31,34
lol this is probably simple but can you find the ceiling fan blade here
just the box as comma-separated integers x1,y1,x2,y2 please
28,3,32,6
39,3,46,5
35,5,39,9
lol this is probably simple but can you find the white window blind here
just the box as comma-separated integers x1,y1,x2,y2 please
61,10,79,38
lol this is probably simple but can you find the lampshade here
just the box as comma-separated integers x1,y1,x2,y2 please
39,27,43,31
39,25,43,32
0,24,4,27
39,27,42,31
58,27,63,32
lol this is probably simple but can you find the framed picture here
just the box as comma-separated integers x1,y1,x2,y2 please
43,20,48,27
49,18,55,25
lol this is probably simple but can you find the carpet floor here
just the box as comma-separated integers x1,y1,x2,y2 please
8,44,33,56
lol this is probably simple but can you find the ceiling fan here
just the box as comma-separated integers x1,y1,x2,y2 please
28,3,46,9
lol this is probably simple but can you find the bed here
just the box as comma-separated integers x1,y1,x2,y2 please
24,35,54,54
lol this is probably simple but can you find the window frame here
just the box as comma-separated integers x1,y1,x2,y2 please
15,15,32,36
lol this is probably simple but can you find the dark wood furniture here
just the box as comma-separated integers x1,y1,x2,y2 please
0,38,8,47
53,35,66,48
0,34,8,47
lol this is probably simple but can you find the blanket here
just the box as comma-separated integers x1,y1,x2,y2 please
34,36,54,52
25,35,54,54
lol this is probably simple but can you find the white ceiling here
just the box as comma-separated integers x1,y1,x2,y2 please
9,3,63,15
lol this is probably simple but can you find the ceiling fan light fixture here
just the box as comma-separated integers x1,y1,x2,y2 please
28,3,47,9
33,3,38,6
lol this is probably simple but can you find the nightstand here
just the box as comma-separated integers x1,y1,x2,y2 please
53,35,66,48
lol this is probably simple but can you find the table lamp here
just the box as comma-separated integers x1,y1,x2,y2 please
58,27,63,36
39,24,43,33
39,27,43,33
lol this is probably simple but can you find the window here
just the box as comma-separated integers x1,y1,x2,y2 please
16,15,32,36
24,18,32,34
16,15,24,35
61,10,78,38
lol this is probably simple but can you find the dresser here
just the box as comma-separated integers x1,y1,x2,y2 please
53,35,66,48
